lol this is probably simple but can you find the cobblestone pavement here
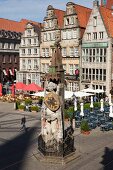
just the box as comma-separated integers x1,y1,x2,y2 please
0,102,113,170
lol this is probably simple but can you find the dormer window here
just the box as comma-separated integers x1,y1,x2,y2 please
71,17,74,24
93,16,97,27
65,18,69,25
27,29,31,36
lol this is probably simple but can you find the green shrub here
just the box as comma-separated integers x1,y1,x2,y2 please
94,102,101,108
18,104,25,110
66,106,74,119
15,100,20,109
80,120,90,132
84,103,90,110
30,105,39,112
25,98,32,105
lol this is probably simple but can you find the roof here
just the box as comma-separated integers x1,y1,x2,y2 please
0,18,42,33
54,9,65,28
99,6,113,37
74,4,91,28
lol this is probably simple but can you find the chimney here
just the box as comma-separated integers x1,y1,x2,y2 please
93,0,99,7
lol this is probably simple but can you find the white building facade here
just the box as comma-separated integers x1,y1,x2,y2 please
17,22,42,85
81,0,113,95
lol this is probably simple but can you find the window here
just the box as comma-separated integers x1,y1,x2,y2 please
27,29,31,36
42,48,49,57
62,31,66,39
65,18,69,25
34,59,38,69
71,17,74,24
45,48,49,57
28,49,31,55
34,38,37,44
93,16,97,27
99,32,104,39
73,29,77,39
67,30,72,39
92,69,95,80
69,64,73,75
22,49,25,54
22,59,26,70
70,47,74,57
62,47,66,57
34,48,37,54
28,59,31,69
74,48,78,57
93,32,97,39
103,69,106,81
28,39,31,45
87,33,91,40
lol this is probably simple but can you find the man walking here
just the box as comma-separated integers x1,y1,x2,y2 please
20,115,26,131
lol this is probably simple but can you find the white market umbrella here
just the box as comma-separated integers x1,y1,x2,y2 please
100,99,104,112
90,96,94,108
31,91,46,97
64,91,73,99
109,93,112,105
74,91,94,98
81,88,97,93
109,103,113,118
80,103,84,117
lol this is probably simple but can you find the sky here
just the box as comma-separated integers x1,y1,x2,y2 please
0,0,100,23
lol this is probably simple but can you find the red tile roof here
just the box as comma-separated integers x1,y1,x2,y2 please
74,4,91,28
100,6,113,37
101,0,113,9
0,18,42,33
54,9,65,28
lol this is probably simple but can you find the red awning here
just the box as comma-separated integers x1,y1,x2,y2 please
15,82,27,90
0,83,2,96
23,83,43,92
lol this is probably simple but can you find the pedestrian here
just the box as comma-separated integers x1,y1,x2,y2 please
20,115,26,131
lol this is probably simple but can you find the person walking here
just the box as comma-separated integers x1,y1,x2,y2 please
20,115,26,131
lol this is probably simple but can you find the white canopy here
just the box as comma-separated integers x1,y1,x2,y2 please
82,88,104,94
74,91,94,98
31,90,94,99
81,88,97,93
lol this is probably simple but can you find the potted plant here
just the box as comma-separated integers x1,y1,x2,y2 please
30,105,39,112
25,98,32,105
18,104,25,111
80,120,90,135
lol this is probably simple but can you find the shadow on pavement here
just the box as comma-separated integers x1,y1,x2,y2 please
0,126,38,170
101,147,113,170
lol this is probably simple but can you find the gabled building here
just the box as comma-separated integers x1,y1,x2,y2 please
61,2,91,91
0,18,24,85
17,21,42,85
81,0,113,95
40,5,65,87
40,3,91,91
